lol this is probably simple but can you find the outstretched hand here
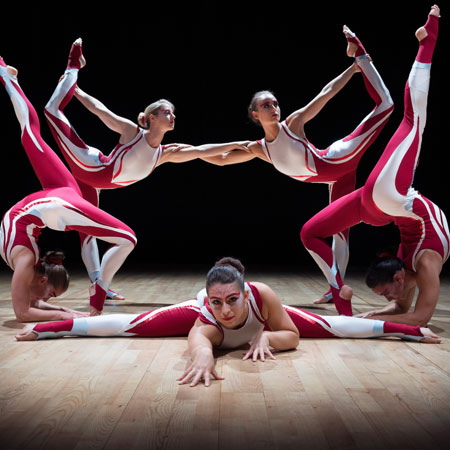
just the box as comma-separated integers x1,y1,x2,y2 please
63,307,89,318
243,331,276,362
354,310,377,319
177,348,224,387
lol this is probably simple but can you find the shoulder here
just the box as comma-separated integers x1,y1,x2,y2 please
284,115,305,139
247,281,281,319
191,317,223,346
416,249,444,269
248,140,265,156
247,140,272,163
10,246,37,270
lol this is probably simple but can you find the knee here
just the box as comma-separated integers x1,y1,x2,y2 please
44,100,55,116
123,237,136,253
126,235,137,251
300,224,313,248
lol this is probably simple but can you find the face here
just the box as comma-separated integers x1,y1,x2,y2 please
207,282,249,329
152,105,175,130
30,277,65,301
252,94,280,125
371,275,404,301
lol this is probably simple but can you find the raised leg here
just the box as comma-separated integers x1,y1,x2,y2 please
365,7,440,216
44,39,108,184
315,25,395,303
0,58,80,193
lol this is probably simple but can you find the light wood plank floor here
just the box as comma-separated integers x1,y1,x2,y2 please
1,268,450,450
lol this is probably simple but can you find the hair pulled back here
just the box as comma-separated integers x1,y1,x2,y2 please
35,250,70,292
206,257,245,293
137,99,175,129
365,256,404,288
248,90,276,125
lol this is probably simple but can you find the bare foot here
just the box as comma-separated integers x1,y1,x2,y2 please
106,289,125,301
0,57,18,78
314,286,335,304
6,65,18,77
416,5,441,41
314,294,333,304
15,325,38,341
420,327,441,343
343,25,358,57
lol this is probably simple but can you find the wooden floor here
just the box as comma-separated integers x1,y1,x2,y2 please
1,267,450,450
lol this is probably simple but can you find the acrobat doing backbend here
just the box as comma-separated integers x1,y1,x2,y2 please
0,58,137,319
301,5,448,325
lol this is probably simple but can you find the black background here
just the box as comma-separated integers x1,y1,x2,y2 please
0,1,447,275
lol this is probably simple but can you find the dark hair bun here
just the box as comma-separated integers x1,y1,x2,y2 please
42,250,65,265
214,257,245,275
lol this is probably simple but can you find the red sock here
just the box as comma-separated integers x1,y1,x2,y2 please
67,42,84,70
34,319,74,334
347,34,367,58
383,322,423,337
330,286,353,316
90,282,107,311
417,14,439,64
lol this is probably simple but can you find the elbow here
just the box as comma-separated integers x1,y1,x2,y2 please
285,332,300,351
15,309,33,323
214,158,227,167
415,316,432,327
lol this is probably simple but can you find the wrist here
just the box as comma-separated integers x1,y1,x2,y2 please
191,345,212,359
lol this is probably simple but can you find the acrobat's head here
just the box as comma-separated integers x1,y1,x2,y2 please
205,257,250,329
365,256,406,301
31,250,70,301
248,90,280,127
138,99,175,132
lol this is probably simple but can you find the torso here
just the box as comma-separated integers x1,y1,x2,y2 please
261,121,318,180
394,191,449,272
196,282,266,349
109,129,163,186
0,186,97,269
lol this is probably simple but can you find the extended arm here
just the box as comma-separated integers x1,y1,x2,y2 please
356,300,407,319
286,63,360,136
200,141,269,166
74,86,138,142
177,319,224,387
159,141,252,164
31,300,88,318
243,282,299,361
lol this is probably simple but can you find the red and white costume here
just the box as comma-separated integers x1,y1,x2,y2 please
44,69,163,190
29,282,426,342
301,15,449,315
43,45,162,293
263,52,394,281
0,60,136,312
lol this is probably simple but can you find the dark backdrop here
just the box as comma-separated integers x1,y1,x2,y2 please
1,1,447,274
